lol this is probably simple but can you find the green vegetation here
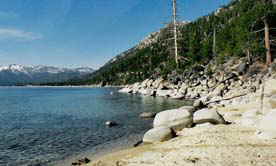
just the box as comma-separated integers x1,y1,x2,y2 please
65,0,276,86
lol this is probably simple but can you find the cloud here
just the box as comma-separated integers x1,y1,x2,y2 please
0,11,18,20
0,28,43,41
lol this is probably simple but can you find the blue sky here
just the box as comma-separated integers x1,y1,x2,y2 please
0,0,231,69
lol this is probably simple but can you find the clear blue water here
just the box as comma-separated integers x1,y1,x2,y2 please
0,87,190,166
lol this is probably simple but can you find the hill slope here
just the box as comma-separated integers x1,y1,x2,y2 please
81,0,276,86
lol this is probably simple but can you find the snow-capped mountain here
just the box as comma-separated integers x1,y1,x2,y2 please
0,64,94,85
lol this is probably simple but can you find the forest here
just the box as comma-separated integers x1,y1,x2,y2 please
47,0,276,86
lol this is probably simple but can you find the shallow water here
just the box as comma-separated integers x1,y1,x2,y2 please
0,87,190,166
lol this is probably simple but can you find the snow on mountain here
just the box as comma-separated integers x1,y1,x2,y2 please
0,64,94,85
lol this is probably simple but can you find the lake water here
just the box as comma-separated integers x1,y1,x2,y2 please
0,87,190,166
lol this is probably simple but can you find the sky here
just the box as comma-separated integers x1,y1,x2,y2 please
0,0,231,69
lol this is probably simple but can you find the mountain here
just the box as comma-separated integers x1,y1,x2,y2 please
0,64,94,86
79,0,275,86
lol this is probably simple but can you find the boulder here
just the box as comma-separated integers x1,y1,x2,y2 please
178,106,196,113
156,89,173,97
170,93,185,99
193,108,227,125
264,79,276,96
153,108,193,131
257,110,276,139
118,87,132,93
141,79,151,88
146,79,154,88
193,100,206,109
152,78,164,89
196,122,214,127
240,110,261,127
140,112,156,119
105,121,118,127
143,127,174,143
269,95,276,109
139,89,156,96
237,62,248,75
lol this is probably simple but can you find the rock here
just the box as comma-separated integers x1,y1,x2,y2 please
141,79,150,88
72,157,91,166
140,112,156,118
146,79,154,88
249,86,257,93
264,79,276,96
193,108,227,125
257,110,276,139
105,121,118,127
240,110,261,127
156,89,173,97
196,122,214,127
190,92,200,99
237,62,248,75
212,84,225,97
152,78,164,89
178,106,196,113
78,157,91,164
193,100,206,109
269,95,276,109
133,140,143,147
143,127,174,143
118,87,132,93
139,89,155,96
170,93,185,99
153,108,193,131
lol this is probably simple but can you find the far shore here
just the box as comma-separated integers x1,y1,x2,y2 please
0,85,124,88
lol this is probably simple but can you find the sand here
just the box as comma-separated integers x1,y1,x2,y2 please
88,124,276,166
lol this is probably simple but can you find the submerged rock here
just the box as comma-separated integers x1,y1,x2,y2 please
143,127,174,143
72,157,91,166
193,108,226,125
153,107,193,131
139,112,156,119
105,121,118,127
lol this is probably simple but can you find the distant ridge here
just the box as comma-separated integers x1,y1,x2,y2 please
0,64,94,86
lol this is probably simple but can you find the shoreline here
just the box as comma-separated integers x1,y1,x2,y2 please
0,85,124,88
51,131,147,166
77,74,276,166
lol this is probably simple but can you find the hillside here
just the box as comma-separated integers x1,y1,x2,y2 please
0,64,94,86
81,0,275,86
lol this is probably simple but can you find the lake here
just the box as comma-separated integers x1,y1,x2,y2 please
0,87,190,166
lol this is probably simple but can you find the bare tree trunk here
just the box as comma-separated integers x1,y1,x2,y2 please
264,19,272,66
172,0,179,69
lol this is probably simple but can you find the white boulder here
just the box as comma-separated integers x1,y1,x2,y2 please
143,127,174,143
264,79,276,96
153,107,193,131
240,110,262,127
139,89,155,96
257,110,276,139
269,95,276,109
118,87,132,93
170,93,185,99
156,89,173,97
193,108,226,125
140,112,156,118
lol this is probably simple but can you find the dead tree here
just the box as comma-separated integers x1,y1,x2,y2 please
264,18,272,66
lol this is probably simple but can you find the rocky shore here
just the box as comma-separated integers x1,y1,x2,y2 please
84,60,276,166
